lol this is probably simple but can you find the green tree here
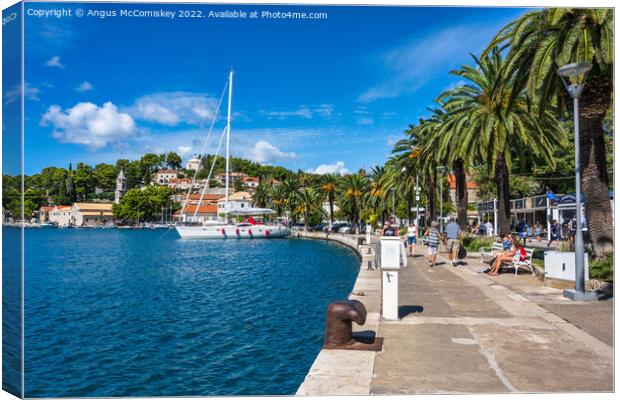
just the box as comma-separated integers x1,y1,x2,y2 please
268,184,287,217
294,188,324,231
317,173,340,227
24,188,44,220
486,8,613,256
165,152,183,169
92,163,117,192
338,173,368,233
113,186,175,223
74,162,93,201
2,175,21,221
139,153,162,184
253,183,270,208
436,49,565,234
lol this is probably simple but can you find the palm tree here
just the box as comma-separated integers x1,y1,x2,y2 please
253,183,269,208
268,184,287,217
281,177,301,222
338,173,368,234
294,188,324,231
413,105,471,229
437,49,565,234
365,166,391,224
485,8,613,256
317,173,339,228
392,122,437,225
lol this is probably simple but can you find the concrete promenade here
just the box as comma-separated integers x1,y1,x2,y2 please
296,232,613,395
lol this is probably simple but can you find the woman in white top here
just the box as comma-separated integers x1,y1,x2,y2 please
406,223,418,257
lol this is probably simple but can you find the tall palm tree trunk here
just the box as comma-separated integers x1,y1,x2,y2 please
452,158,469,229
427,173,437,223
328,195,334,226
494,152,511,235
580,117,613,257
407,194,413,225
576,77,613,258
304,211,309,232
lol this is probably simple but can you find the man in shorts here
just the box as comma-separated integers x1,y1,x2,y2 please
445,217,462,266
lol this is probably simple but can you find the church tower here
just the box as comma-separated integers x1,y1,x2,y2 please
115,168,126,204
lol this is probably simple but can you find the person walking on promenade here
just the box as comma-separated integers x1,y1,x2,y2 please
406,222,418,257
381,221,397,236
485,220,494,238
444,217,462,266
547,219,560,247
426,221,440,268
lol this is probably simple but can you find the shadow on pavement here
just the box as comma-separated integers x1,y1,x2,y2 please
399,305,424,318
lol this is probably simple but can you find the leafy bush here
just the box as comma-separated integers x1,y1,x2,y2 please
590,255,613,281
462,235,493,252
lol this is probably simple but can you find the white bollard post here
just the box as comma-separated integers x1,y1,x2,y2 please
380,236,401,320
366,224,372,245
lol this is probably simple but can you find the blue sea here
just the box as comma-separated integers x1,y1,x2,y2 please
18,228,359,397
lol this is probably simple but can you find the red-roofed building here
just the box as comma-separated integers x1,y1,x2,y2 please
174,204,219,223
38,206,55,222
242,176,260,189
181,193,225,206
154,170,179,185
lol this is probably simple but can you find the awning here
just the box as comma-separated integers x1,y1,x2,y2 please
225,208,276,216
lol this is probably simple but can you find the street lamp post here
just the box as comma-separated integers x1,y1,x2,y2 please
402,166,421,228
415,173,420,229
391,188,396,223
557,62,597,301
436,166,447,232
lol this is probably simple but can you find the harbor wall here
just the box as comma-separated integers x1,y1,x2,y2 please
295,232,381,395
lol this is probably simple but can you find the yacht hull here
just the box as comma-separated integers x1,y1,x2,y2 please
175,225,290,239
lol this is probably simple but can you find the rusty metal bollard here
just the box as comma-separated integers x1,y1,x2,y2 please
323,299,382,351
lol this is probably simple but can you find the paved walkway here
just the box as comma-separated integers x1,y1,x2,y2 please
371,247,613,394
297,235,613,395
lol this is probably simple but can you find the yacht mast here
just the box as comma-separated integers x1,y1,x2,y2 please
224,69,233,220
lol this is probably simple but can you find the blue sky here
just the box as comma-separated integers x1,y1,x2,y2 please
16,2,530,175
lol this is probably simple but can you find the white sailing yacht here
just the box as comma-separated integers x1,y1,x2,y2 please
175,71,290,239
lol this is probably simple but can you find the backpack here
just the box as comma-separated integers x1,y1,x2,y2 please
457,244,467,260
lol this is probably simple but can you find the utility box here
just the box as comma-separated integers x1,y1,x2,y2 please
544,251,589,281
380,236,401,320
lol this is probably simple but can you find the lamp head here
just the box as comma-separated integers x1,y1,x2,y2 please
557,62,592,78
557,62,592,99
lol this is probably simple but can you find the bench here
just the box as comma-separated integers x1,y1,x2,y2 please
511,247,535,275
479,242,504,263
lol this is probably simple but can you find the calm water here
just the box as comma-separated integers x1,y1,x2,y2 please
22,228,359,397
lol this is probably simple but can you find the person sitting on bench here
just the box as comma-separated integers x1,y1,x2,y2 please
487,235,518,276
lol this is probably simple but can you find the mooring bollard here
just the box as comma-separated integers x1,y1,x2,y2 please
380,236,402,320
323,299,383,351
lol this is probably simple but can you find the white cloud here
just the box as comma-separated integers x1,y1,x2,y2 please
358,23,503,102
41,101,136,150
177,145,192,156
4,83,40,104
45,56,64,68
262,104,334,120
129,92,219,126
246,140,297,164
311,161,350,176
75,81,93,92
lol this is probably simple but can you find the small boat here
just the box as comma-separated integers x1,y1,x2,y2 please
39,222,57,229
